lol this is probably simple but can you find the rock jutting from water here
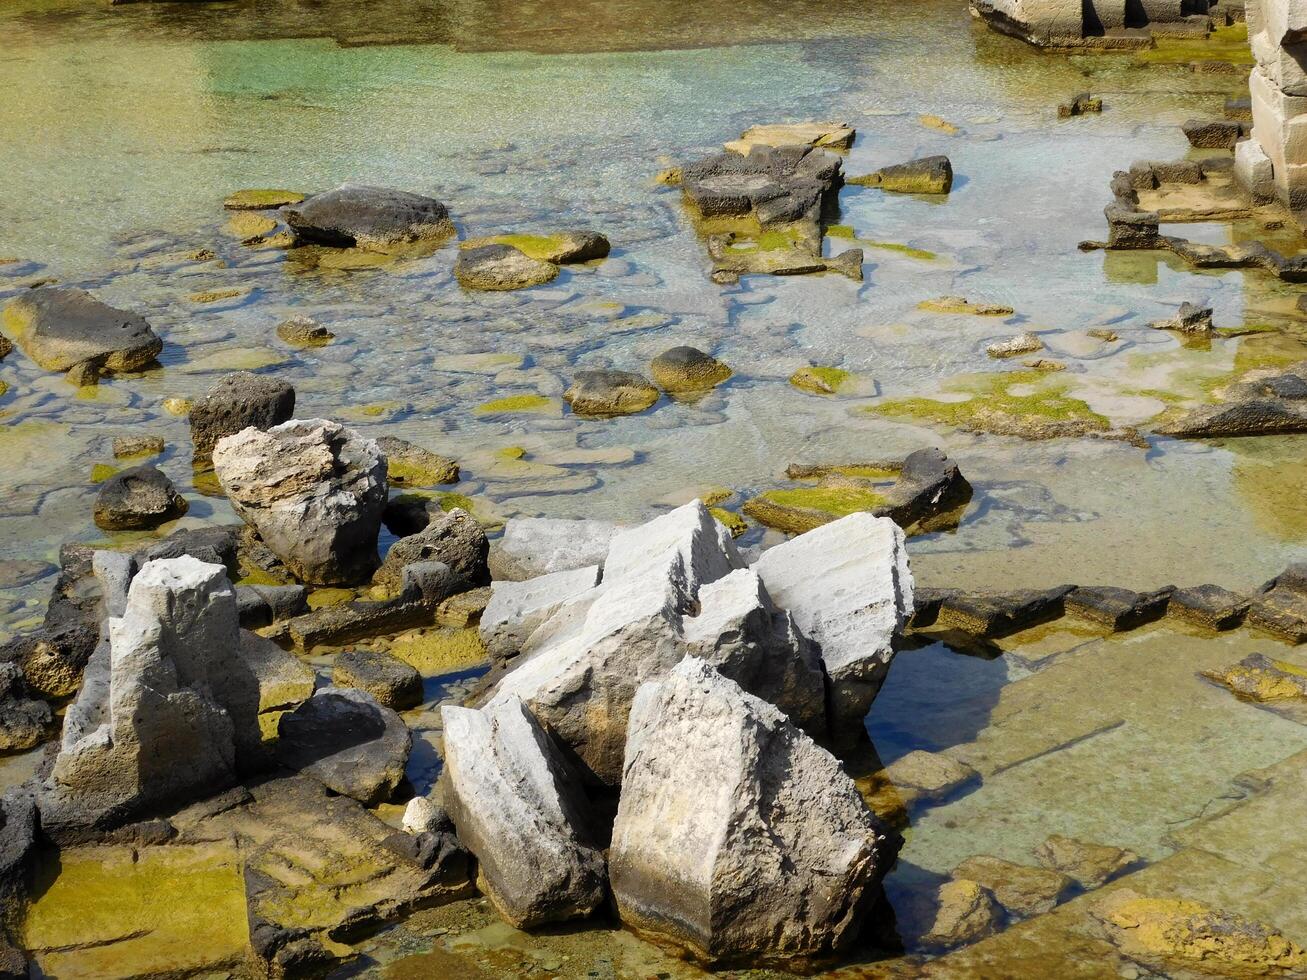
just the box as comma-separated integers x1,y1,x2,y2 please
563,369,661,416
849,154,954,194
281,184,455,252
188,371,296,458
92,464,188,531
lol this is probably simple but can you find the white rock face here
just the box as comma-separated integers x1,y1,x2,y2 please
751,513,912,727
610,658,899,969
441,696,606,928
1243,0,1307,207
481,564,602,666
492,517,620,580
213,418,387,585
43,557,258,837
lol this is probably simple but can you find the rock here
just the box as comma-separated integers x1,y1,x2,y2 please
1033,834,1139,889
284,562,458,650
275,314,333,347
402,793,452,835
112,435,165,459
882,750,979,804
986,332,1044,358
1090,889,1307,977
0,627,94,702
563,369,660,416
375,435,458,486
460,231,610,264
933,586,1074,638
484,501,749,786
609,657,899,970
951,855,1075,919
1149,301,1213,333
235,583,309,629
454,244,559,291
0,559,54,589
134,525,240,579
480,564,602,667
789,365,855,395
238,630,315,715
884,448,973,531
1022,357,1066,372
489,517,620,580
849,155,953,194
441,696,606,928
725,121,855,154
1202,652,1307,701
282,184,455,252
899,879,1002,951
1104,204,1162,249
213,419,388,586
649,346,732,392
0,663,52,751
93,464,188,531
1182,118,1244,149
332,648,423,709
224,189,304,210
188,372,296,458
1168,583,1250,630
751,512,912,728
1,287,162,379
1064,585,1172,631
373,508,489,595
1249,579,1307,642
275,687,410,805
39,557,260,842
918,296,1014,316
1058,92,1102,117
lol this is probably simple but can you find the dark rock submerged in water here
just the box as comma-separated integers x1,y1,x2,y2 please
281,184,455,252
0,286,161,381
188,371,295,457
563,369,660,416
1155,363,1307,438
92,464,188,531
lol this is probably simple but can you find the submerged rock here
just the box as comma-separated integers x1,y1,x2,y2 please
610,657,900,970
93,464,188,531
919,295,1013,316
1033,834,1139,889
282,184,454,252
1064,585,1172,631
275,687,410,805
461,230,609,263
1202,653,1307,702
724,121,855,154
275,314,333,348
1149,301,1213,334
112,435,165,459
1169,583,1250,631
849,155,953,194
987,332,1044,358
897,878,1001,951
649,345,732,393
1,287,162,381
441,695,606,928
213,419,388,586
951,855,1075,919
1058,92,1102,117
224,188,304,210
455,243,559,290
932,586,1074,637
188,372,296,458
563,369,660,416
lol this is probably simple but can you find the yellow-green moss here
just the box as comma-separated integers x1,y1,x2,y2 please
725,228,804,253
1135,22,1251,66
790,366,853,395
90,463,118,484
870,371,1112,439
709,507,749,538
187,287,248,304
743,485,890,534
386,627,487,675
474,394,557,416
307,588,355,610
919,114,960,134
496,446,527,460
223,189,304,210
471,234,566,261
863,241,937,261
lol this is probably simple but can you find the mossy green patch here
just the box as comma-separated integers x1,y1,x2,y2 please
307,588,355,610
223,188,304,210
743,485,890,534
709,507,749,538
496,446,527,460
862,241,937,261
475,234,566,261
790,366,853,395
474,394,558,416
724,228,804,253
386,627,487,675
869,371,1113,440
827,224,857,240
90,463,118,484
1135,22,1251,66
237,566,292,588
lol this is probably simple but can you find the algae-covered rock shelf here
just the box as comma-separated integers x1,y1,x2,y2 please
5,0,1307,975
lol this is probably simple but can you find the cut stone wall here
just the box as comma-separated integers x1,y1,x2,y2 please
1244,0,1307,207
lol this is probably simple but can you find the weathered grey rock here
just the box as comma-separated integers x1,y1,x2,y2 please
951,855,1076,919
283,562,458,650
187,372,295,457
441,696,606,928
1,287,161,379
112,435,165,460
897,878,1002,951
751,513,913,729
373,508,488,594
93,465,188,531
275,687,410,806
1033,834,1139,889
1168,583,1250,630
402,793,452,835
649,346,732,393
481,564,602,667
986,332,1044,358
489,517,620,581
238,630,315,715
213,419,388,585
235,584,309,628
0,663,52,751
610,658,899,970
461,231,610,264
1105,204,1162,249
375,436,458,487
882,750,979,804
1156,397,1307,438
134,525,241,579
282,185,455,252
1149,301,1213,334
883,447,973,531
455,244,559,290
40,557,260,841
332,648,423,709
849,155,953,194
563,369,660,417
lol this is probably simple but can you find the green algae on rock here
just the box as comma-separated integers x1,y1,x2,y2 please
869,371,1114,440
376,436,459,487
460,231,609,264
455,243,559,291
709,506,748,538
223,188,305,210
743,483,890,534
848,154,953,194
650,346,732,393
384,626,488,676
473,394,560,417
789,366,854,395
918,295,1014,316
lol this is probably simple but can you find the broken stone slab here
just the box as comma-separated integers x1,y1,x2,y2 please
454,243,559,290
1148,301,1214,334
134,524,241,580
1249,581,1307,643
849,155,953,194
933,586,1075,638
951,855,1076,919
39,556,260,843
281,563,456,651
610,657,900,970
441,695,606,929
213,418,388,585
234,583,309,629
187,372,295,458
1033,834,1140,889
275,687,411,806
93,464,189,531
882,749,980,805
372,508,489,595
332,648,423,709
1064,585,1173,631
1103,203,1162,249
751,512,912,729
238,630,314,715
1182,117,1245,149
986,331,1044,359
0,286,162,381
480,564,602,667
1201,652,1307,701
488,516,621,581
1168,583,1250,630
724,121,855,154
282,184,455,252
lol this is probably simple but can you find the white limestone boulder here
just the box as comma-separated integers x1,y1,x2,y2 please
480,564,602,667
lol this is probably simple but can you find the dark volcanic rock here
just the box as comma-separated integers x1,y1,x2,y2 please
282,184,455,252
135,525,241,579
935,586,1075,638
1064,585,1173,631
188,372,295,458
93,465,188,531
1,287,162,380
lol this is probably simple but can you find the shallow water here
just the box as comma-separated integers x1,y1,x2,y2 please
5,0,1307,976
